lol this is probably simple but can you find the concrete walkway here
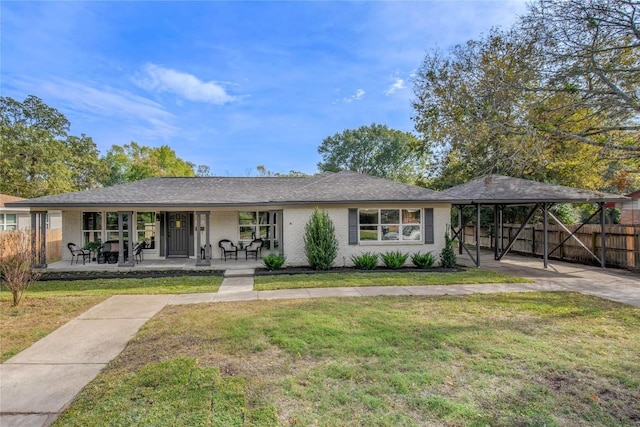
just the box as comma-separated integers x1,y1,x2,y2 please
1,260,639,427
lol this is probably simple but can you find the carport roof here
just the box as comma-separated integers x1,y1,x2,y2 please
443,175,628,205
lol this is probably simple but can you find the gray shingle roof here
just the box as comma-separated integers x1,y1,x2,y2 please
443,175,627,204
8,171,461,208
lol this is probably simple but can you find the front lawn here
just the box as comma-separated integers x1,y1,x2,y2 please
57,293,640,426
254,268,530,290
0,275,221,362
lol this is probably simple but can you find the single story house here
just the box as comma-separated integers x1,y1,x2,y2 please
6,171,461,267
0,194,61,231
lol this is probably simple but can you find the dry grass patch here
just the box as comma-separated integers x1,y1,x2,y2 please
59,293,640,426
1,295,106,361
0,275,221,361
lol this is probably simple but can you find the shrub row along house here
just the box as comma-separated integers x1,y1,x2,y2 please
6,171,459,267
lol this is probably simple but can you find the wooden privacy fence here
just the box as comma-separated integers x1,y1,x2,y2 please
463,224,640,270
0,229,62,262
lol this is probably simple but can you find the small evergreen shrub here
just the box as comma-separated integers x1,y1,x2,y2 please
263,254,286,270
304,208,338,270
351,252,378,270
411,251,436,268
381,250,409,269
440,233,457,268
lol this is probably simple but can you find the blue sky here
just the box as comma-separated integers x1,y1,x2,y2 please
1,1,528,176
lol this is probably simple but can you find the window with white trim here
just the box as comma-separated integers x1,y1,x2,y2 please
136,212,156,249
82,212,102,245
358,208,421,242
238,211,278,248
0,213,17,231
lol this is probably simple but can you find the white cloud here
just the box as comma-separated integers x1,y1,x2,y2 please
137,63,236,105
10,76,180,140
336,88,365,104
385,78,405,95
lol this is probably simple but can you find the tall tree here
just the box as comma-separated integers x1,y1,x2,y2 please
0,95,106,198
100,142,196,186
522,0,639,157
412,0,639,191
317,123,429,184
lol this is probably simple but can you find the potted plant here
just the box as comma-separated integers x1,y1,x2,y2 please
238,241,244,250
84,241,102,261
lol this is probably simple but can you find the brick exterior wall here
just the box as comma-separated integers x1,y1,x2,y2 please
60,204,452,265
620,209,639,225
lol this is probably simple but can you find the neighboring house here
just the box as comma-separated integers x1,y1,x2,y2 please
0,194,62,230
6,172,460,266
618,190,639,225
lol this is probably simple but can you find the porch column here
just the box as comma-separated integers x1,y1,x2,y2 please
276,210,284,255
196,211,211,266
118,211,134,267
30,211,47,268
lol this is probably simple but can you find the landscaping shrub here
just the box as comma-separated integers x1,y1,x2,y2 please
381,250,409,269
0,230,41,306
411,251,436,268
351,252,378,270
440,233,457,268
263,254,286,270
304,208,338,270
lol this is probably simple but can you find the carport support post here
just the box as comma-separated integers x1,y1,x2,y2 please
456,205,464,255
493,205,501,260
475,204,481,267
457,205,463,255
543,203,549,269
600,202,606,268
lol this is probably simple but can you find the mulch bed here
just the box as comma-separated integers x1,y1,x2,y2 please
36,266,463,281
255,266,464,276
38,269,223,282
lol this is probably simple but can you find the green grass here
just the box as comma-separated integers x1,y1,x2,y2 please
0,276,221,362
57,293,640,426
254,269,530,290
18,275,222,297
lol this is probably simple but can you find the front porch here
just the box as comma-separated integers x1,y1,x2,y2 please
44,256,265,273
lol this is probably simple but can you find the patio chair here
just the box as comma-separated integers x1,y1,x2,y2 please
67,243,90,265
245,238,264,260
133,242,145,263
218,239,238,261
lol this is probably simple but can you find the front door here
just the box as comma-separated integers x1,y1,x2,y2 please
167,212,189,257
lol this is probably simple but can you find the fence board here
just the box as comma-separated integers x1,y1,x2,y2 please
0,229,62,262
463,224,639,269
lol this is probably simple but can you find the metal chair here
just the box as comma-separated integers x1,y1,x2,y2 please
67,243,90,265
245,238,264,260
133,242,145,263
218,239,238,260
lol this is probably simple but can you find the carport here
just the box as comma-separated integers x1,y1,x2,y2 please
443,175,629,268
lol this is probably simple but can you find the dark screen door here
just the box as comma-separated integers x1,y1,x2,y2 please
168,212,189,257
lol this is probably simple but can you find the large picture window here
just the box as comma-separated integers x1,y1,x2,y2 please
82,211,151,247
238,211,278,248
358,208,421,242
